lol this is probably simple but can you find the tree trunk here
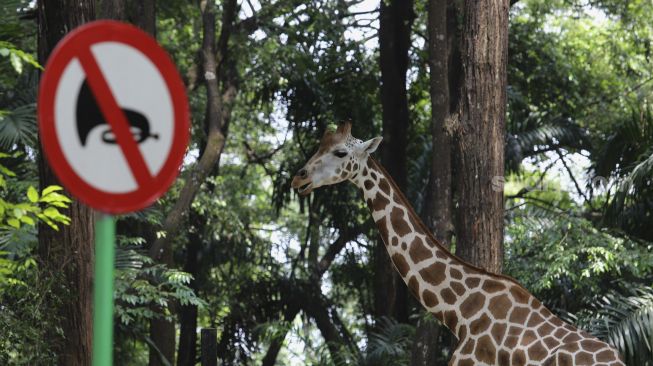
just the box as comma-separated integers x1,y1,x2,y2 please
377,0,415,325
176,214,202,366
98,0,155,36
37,2,95,365
410,0,453,364
451,0,508,274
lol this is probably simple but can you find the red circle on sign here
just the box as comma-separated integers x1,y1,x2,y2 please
38,20,189,214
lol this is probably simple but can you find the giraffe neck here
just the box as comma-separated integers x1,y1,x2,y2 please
349,158,624,364
352,157,493,338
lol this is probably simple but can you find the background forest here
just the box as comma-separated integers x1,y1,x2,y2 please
1,0,653,365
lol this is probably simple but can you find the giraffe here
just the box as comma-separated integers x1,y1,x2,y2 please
291,122,624,366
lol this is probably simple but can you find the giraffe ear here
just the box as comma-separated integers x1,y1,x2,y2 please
361,137,382,154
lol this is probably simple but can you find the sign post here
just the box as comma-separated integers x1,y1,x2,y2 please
38,20,190,365
93,215,115,366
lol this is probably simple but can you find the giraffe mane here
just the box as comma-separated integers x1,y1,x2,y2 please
368,157,530,292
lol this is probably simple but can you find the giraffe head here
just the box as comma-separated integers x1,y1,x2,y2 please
291,122,382,195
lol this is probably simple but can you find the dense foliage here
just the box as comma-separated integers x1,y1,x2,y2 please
1,0,652,365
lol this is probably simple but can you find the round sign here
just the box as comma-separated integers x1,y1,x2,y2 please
38,20,189,214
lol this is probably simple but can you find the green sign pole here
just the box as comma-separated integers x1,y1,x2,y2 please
93,214,115,366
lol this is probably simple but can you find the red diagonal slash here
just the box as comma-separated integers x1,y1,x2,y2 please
76,46,154,187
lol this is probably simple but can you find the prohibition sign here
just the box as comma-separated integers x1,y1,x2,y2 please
38,20,189,214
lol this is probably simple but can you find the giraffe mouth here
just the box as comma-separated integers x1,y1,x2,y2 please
298,182,313,195
291,175,314,195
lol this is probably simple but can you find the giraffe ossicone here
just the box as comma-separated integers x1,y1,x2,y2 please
291,122,624,366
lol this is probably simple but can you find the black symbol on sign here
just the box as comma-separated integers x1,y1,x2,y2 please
76,79,159,146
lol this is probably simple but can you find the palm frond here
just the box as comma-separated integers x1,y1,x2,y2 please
576,283,653,366
594,102,653,179
506,116,588,171
363,317,415,366
0,103,37,148
608,151,653,214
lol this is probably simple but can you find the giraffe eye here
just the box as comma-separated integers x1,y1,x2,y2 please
333,150,348,158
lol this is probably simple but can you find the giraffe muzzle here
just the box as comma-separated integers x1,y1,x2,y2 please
291,175,313,196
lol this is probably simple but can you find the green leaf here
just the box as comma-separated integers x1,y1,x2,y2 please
9,52,22,74
19,215,34,226
26,186,38,203
41,185,64,196
6,218,19,228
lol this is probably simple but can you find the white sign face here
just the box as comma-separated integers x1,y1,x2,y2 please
53,42,174,193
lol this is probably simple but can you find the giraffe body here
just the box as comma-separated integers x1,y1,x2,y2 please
291,123,624,366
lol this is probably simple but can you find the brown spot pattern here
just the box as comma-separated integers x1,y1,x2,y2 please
512,349,527,366
475,335,496,364
441,288,457,304
509,307,529,324
376,218,389,243
596,350,615,362
527,312,545,327
575,351,593,364
482,280,506,293
543,336,559,349
390,207,411,237
498,350,510,365
520,329,537,346
488,294,511,320
372,193,390,211
510,286,531,304
491,322,507,344
461,339,475,354
465,277,480,288
408,237,432,264
443,310,458,330
407,276,420,297
378,178,390,194
470,314,491,335
459,292,486,319
391,253,409,277
418,262,446,286
528,340,548,361
422,290,438,307
451,282,466,296
504,335,519,348
537,322,554,337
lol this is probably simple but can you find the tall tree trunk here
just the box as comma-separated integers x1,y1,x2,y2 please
451,0,508,274
377,0,415,325
176,213,202,366
37,2,95,365
410,0,453,364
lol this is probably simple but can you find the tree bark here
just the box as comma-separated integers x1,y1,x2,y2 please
410,0,453,364
377,0,415,325
176,212,202,366
451,0,508,274
98,0,155,36
37,2,95,366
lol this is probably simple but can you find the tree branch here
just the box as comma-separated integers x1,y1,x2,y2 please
555,148,593,209
260,231,356,365
148,0,237,260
